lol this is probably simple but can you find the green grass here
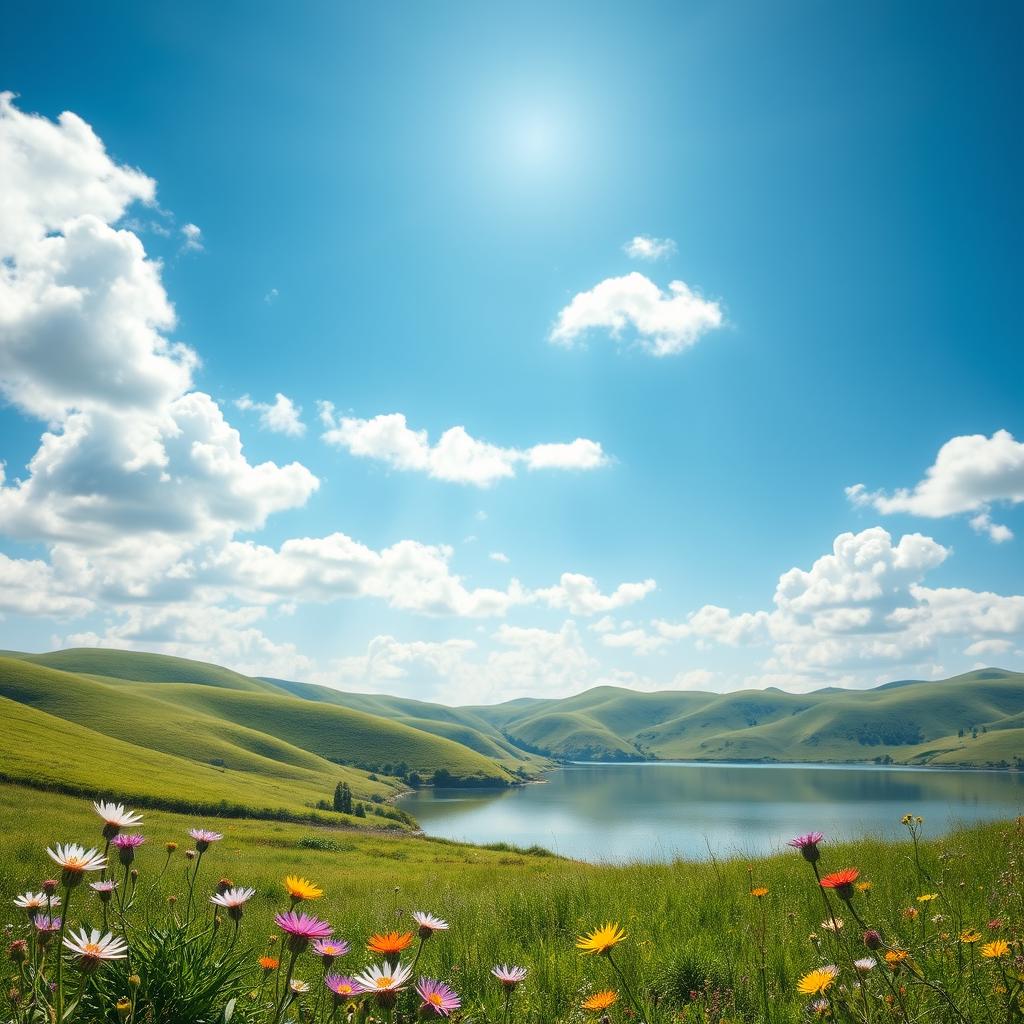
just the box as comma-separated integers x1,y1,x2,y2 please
2,782,1023,1023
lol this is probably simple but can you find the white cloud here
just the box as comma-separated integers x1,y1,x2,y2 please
180,222,203,253
600,627,667,655
623,235,677,261
963,638,1013,657
672,668,715,690
549,271,723,356
489,551,510,563
236,393,306,437
535,573,656,615
0,551,93,617
319,409,608,487
847,430,1024,542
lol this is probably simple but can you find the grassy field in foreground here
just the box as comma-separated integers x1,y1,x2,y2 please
3,782,1023,1023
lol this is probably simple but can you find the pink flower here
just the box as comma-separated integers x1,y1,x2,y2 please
313,938,351,963
112,833,145,865
491,964,528,989
788,832,824,862
412,911,449,938
187,829,222,852
417,979,461,1017
274,911,333,952
325,975,364,1001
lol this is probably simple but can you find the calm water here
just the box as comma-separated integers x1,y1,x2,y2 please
399,761,1024,863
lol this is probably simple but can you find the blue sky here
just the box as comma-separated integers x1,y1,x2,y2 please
0,1,1021,701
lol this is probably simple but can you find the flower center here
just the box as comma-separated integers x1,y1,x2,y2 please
429,994,443,1006
376,977,394,988
83,943,101,956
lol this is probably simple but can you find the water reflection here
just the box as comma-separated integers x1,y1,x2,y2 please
399,762,1024,863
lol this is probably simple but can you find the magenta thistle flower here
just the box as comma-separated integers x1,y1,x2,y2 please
412,911,449,938
325,975,365,1001
417,979,461,1017
313,938,350,963
112,832,145,865
788,831,824,863
491,964,528,989
187,829,222,852
275,911,333,952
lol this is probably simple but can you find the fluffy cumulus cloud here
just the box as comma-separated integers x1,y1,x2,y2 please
549,271,723,356
180,222,203,252
847,430,1024,542
535,573,656,615
318,406,608,487
623,235,677,261
656,527,1024,690
236,393,306,437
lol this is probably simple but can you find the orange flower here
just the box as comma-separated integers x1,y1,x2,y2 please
884,950,908,968
982,940,1011,959
582,991,619,1011
750,887,769,898
819,868,860,899
367,931,414,956
259,956,279,971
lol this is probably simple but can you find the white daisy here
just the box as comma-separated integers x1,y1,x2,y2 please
63,927,128,967
93,801,143,831
353,961,412,993
47,843,107,881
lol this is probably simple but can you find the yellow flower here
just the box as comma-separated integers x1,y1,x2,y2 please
796,967,837,996
885,950,908,967
750,887,769,898
916,893,938,903
283,876,323,902
576,922,627,956
582,991,619,1011
960,929,982,944
855,881,872,893
982,940,1011,959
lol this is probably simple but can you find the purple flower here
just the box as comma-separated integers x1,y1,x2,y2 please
491,964,528,989
112,833,145,865
788,832,824,863
325,975,364,1001
274,911,333,952
313,938,350,963
417,979,461,1017
187,829,223,853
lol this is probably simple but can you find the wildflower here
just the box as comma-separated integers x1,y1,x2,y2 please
412,911,450,938
47,843,107,886
210,886,256,922
796,966,837,996
582,990,619,1011
216,877,234,894
788,832,824,863
809,998,829,1017
289,979,310,995
353,962,412,1007
577,922,627,955
93,802,143,839
960,929,982,944
863,929,883,950
819,868,860,901
63,928,128,971
116,998,131,1021
259,956,279,972
367,931,414,957
981,939,1011,959
417,978,462,1017
917,892,938,903
854,958,877,973
284,875,323,903
185,850,196,860
820,917,844,932
13,892,59,915
274,911,333,953
41,879,59,896
8,940,28,964
111,833,145,866
903,908,919,921
325,975,364,1002
884,950,908,968
33,915,61,940
988,918,1004,931
855,881,873,893
165,842,178,854
313,938,351,965
187,829,222,852
491,964,528,989
750,887,769,898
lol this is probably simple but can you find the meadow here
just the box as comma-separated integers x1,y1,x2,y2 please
3,782,1022,1023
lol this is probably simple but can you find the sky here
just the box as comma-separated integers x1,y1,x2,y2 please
0,1,1022,703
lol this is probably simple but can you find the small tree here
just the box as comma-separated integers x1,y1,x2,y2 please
354,803,366,818
333,781,353,814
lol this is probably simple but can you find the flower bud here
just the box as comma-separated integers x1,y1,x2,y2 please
864,930,883,950
8,940,28,964
116,998,131,1021
165,842,178,854
41,880,59,896
129,974,141,990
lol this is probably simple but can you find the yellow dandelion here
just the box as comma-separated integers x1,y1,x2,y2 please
283,876,323,902
576,922,627,956
855,881,873,893
960,929,982,944
796,966,837,996
884,950,908,967
916,893,938,903
750,887,769,898
981,940,1011,959
581,991,619,1011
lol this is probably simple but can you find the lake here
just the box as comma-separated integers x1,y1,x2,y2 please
398,761,1024,863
